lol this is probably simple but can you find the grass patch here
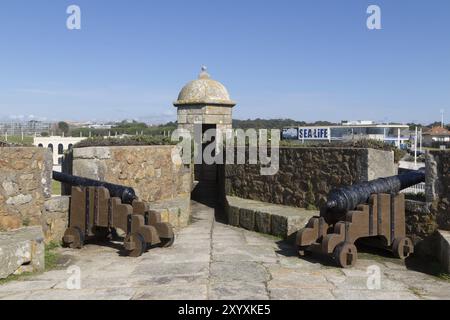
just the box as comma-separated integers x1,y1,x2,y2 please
306,204,318,211
0,135,34,146
409,286,425,298
358,251,404,265
52,180,62,196
437,273,450,282
0,272,34,285
258,233,283,241
45,241,61,271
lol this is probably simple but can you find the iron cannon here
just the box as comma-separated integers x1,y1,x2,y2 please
296,170,425,268
323,170,425,224
53,171,137,205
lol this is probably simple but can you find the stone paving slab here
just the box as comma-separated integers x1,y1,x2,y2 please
0,200,450,300
212,245,278,264
0,290,33,300
270,287,336,300
130,275,209,288
0,279,57,293
133,262,210,278
209,280,268,300
210,262,270,283
27,288,137,300
268,268,333,290
133,284,208,300
331,289,419,300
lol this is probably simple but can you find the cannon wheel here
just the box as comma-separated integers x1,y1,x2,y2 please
124,233,146,257
63,227,84,249
333,242,358,268
392,237,414,260
160,237,175,248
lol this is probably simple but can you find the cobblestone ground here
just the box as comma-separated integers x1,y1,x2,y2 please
1,201,450,300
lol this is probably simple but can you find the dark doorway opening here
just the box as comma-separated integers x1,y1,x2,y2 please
192,124,218,206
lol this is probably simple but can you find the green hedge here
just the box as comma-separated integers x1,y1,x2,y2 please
280,139,406,163
0,141,31,147
74,136,176,148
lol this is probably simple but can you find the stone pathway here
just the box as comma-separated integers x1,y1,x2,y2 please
1,201,450,300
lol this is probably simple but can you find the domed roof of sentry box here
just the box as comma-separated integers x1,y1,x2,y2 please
174,67,236,107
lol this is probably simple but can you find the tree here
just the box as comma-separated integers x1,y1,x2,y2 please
427,121,442,128
58,122,70,135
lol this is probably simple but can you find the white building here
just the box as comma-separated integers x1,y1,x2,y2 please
283,121,410,148
33,136,86,172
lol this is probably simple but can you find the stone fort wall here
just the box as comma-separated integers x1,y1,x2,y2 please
404,150,450,260
0,147,52,231
429,150,450,231
69,146,192,228
405,151,450,241
223,147,396,210
0,145,193,240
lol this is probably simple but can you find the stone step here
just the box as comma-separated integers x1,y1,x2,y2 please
437,230,450,273
0,227,45,279
226,196,318,242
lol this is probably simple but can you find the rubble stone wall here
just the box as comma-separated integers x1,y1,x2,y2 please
429,151,450,231
224,147,395,209
406,151,450,243
70,146,192,228
71,146,191,202
0,147,52,231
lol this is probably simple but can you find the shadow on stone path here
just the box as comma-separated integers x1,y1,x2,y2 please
1,201,450,300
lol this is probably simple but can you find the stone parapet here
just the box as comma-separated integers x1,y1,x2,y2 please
224,147,395,210
428,151,450,231
70,146,192,203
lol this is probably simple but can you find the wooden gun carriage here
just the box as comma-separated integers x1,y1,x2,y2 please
296,171,425,268
53,172,175,257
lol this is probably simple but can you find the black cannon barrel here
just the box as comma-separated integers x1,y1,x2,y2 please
324,170,425,222
53,171,137,204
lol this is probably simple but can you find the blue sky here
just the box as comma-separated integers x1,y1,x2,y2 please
0,0,449,124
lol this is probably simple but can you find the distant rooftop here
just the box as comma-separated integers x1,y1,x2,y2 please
341,120,375,126
296,121,409,129
423,126,450,136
